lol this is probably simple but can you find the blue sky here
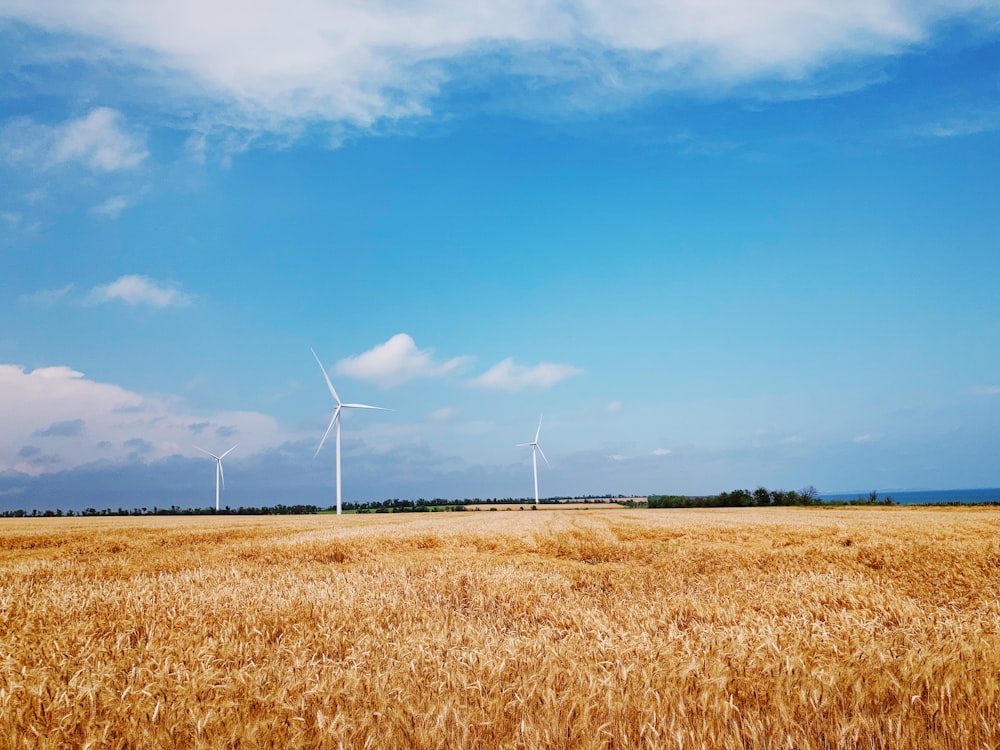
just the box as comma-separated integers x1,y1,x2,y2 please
2,1,999,509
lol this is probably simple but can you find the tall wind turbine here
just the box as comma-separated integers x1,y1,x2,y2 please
312,348,389,515
195,444,238,511
517,416,549,505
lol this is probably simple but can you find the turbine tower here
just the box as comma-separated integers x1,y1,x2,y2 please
312,348,389,515
195,444,237,511
517,415,549,505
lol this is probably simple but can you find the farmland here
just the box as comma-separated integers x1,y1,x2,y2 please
1,507,999,748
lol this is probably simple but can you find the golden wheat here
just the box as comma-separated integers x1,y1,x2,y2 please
1,507,999,748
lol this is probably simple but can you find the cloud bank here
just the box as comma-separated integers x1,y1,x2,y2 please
0,364,289,475
3,0,996,136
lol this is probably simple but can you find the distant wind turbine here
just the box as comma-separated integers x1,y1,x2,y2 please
312,348,390,515
195,444,238,511
517,416,549,505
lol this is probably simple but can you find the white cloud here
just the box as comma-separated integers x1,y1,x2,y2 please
2,109,148,172
974,386,1000,396
48,108,148,171
87,274,192,308
854,433,875,443
4,1,994,135
90,195,130,219
606,400,623,413
429,407,459,422
471,358,582,391
651,447,671,456
610,454,626,462
0,364,290,475
334,333,471,387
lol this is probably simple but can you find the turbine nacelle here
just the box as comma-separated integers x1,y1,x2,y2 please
516,416,549,466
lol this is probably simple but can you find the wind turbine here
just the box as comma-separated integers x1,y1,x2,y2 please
312,348,389,515
517,416,549,505
195,444,238,511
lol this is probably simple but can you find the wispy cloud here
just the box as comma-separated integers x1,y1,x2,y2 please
335,333,472,387
20,284,75,306
90,195,130,219
87,275,192,308
2,108,148,172
0,210,40,237
651,447,671,456
471,358,582,391
606,400,623,413
854,433,876,443
974,386,1000,396
916,109,1000,139
4,1,994,138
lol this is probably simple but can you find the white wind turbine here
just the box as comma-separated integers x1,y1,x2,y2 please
312,348,389,515
195,444,238,511
517,416,549,505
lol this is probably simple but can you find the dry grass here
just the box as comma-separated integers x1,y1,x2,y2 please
2,507,999,748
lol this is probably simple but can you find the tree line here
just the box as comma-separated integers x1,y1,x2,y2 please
0,496,620,518
644,487,894,508
1,504,322,518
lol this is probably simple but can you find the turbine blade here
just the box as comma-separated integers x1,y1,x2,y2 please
220,444,238,459
342,403,391,411
535,415,543,443
315,408,340,458
536,444,550,468
218,460,225,489
194,445,217,459
516,442,532,447
311,348,341,405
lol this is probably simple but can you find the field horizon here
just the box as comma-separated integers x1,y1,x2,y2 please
2,506,998,748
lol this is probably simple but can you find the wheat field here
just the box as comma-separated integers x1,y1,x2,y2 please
1,506,999,748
